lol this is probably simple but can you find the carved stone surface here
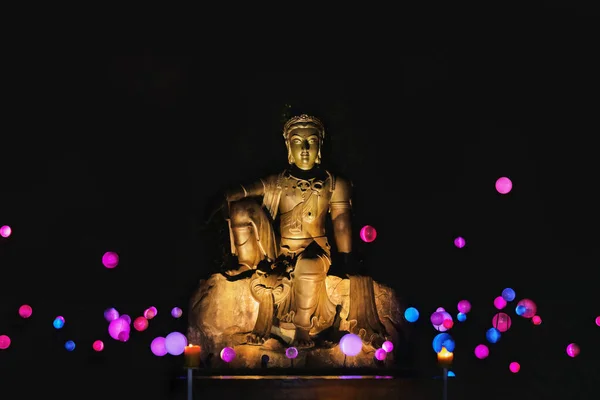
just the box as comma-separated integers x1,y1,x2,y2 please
187,273,405,369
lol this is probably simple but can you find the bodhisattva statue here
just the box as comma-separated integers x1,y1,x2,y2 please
189,114,405,364
223,114,353,348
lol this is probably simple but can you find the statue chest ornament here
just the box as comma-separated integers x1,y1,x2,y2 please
280,177,329,233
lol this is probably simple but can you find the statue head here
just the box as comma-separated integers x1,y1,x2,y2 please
282,114,325,170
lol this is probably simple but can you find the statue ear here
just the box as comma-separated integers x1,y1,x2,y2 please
285,140,294,164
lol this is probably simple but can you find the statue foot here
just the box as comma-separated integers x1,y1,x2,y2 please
224,264,253,277
291,328,315,349
246,332,267,345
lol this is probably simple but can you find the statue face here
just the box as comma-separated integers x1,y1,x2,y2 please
288,127,321,170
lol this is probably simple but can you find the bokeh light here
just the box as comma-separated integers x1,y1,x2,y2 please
430,311,444,326
120,314,131,325
0,225,12,238
495,176,513,194
509,361,520,373
432,333,455,353
374,348,387,361
108,317,130,341
501,288,516,302
171,307,182,318
285,347,298,359
144,307,157,320
18,304,32,318
133,316,149,332
102,251,119,269
0,335,11,350
474,344,489,359
486,327,501,344
454,236,466,248
65,340,76,351
516,298,537,318
151,337,168,356
220,346,236,362
165,331,188,356
434,312,453,332
104,307,120,322
566,343,580,358
532,315,542,325
595,316,600,327
404,307,419,322
53,316,65,329
382,340,394,353
457,300,471,314
492,312,512,332
92,340,104,352
457,312,467,322
493,296,507,310
339,333,363,356
359,225,377,243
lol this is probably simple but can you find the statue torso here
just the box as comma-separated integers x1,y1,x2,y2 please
274,169,333,247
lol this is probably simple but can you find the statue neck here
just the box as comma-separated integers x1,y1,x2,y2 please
288,165,325,181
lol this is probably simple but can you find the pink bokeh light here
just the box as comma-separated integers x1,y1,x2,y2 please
532,315,542,325
102,251,119,269
0,225,12,238
133,316,149,331
595,316,600,327
0,335,11,350
18,304,32,318
566,343,580,358
151,336,168,356
474,344,489,359
220,346,236,362
108,317,130,341
382,340,394,353
495,177,513,194
375,348,387,361
516,298,537,318
359,225,377,243
144,307,157,319
285,347,298,359
493,296,507,310
454,236,466,248
457,300,471,314
92,340,104,352
492,312,512,332
509,361,520,373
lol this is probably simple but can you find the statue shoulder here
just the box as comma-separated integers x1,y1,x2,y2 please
262,171,287,190
326,170,352,200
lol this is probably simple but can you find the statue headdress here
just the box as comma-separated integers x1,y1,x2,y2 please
282,114,325,140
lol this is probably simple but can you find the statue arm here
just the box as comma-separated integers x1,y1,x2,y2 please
329,177,353,254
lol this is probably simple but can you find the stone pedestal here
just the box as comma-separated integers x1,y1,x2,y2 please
188,273,405,369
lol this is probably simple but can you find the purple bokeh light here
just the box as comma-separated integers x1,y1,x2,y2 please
0,225,12,238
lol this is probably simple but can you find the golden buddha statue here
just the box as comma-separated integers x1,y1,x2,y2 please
223,114,356,348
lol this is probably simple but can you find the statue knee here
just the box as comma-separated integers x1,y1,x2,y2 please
229,198,261,225
294,256,327,277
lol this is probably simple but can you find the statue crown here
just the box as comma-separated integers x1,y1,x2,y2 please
283,114,325,140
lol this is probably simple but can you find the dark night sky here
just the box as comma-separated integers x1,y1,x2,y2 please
1,7,599,398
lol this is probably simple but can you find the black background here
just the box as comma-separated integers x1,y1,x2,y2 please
1,6,599,398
